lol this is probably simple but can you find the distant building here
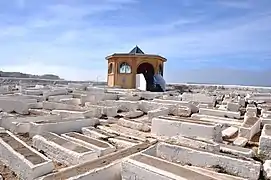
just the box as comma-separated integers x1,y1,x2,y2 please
106,46,167,90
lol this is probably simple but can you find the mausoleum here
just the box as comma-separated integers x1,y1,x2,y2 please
106,46,167,90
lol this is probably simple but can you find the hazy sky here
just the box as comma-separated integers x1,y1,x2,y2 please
0,0,271,85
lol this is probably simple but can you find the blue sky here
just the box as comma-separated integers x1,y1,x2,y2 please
0,0,271,85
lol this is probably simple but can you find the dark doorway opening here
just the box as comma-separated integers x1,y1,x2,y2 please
137,63,155,91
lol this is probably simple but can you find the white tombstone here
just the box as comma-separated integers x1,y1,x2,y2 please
136,74,146,91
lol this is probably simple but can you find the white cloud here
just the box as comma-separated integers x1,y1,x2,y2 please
137,13,271,58
0,0,270,85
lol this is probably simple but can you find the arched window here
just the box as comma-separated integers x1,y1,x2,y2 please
119,62,131,74
108,63,113,74
158,64,163,76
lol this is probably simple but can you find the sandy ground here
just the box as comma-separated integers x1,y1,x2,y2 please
0,162,17,180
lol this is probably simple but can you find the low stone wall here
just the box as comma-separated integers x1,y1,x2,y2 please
48,94,73,102
199,108,241,119
219,143,255,158
37,142,152,180
82,127,116,139
99,100,139,112
63,162,121,180
122,153,215,180
165,136,220,152
258,124,271,159
108,136,140,149
0,98,31,114
0,131,54,180
117,118,150,132
43,89,68,99
85,104,118,117
152,99,199,113
1,115,62,134
151,117,222,142
155,142,261,180
62,132,116,157
147,108,170,121
191,114,243,128
29,118,99,137
239,116,261,140
43,101,84,111
33,132,98,165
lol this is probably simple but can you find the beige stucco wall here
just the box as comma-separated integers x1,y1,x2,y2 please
107,56,165,89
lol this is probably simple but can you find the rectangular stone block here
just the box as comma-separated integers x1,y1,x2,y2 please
22,89,43,96
152,99,199,113
186,166,246,180
108,136,140,149
117,118,150,132
29,109,51,115
246,96,271,103
122,153,217,180
97,124,152,142
4,94,43,102
191,114,243,127
261,117,271,125
59,98,81,106
165,136,220,152
43,89,68,99
0,98,30,114
82,127,116,139
43,101,83,111
155,142,261,180
33,132,98,165
264,160,271,180
246,107,258,114
48,94,73,102
239,116,261,140
124,110,144,119
258,124,271,158
148,108,170,121
51,110,86,118
119,93,141,101
36,142,150,180
198,103,214,108
86,104,118,117
86,87,106,93
62,132,116,157
52,109,102,118
136,92,164,100
0,131,54,180
182,93,216,105
99,100,139,112
1,115,62,133
222,126,238,138
81,93,118,105
68,83,88,90
170,106,192,117
220,143,254,158
29,118,99,137
233,137,248,147
199,108,241,119
60,162,121,180
28,102,43,109
262,110,271,118
151,117,222,142
139,101,176,113
227,102,240,112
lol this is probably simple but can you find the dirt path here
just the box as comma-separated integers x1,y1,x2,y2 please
0,162,17,180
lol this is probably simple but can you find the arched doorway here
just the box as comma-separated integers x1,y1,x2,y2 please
137,63,155,91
